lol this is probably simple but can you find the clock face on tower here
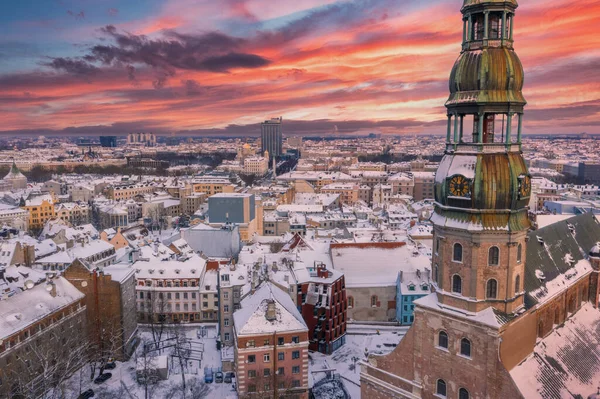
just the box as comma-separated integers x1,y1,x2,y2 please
519,175,531,198
448,175,471,197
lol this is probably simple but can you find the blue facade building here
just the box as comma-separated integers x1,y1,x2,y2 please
396,270,431,325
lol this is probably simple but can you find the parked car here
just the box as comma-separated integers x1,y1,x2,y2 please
104,362,116,370
204,368,213,383
77,389,95,399
94,373,112,384
215,371,223,383
224,372,233,383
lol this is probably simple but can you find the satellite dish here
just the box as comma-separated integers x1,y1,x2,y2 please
24,280,34,290
45,284,53,292
81,281,88,287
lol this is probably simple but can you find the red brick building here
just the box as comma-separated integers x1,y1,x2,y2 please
234,282,309,399
296,262,347,354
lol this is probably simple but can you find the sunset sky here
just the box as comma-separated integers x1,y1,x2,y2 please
1,0,599,136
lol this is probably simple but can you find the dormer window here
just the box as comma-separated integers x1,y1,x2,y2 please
175,269,181,274
408,284,415,292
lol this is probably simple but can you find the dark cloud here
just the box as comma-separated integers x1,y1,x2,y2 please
80,26,270,79
183,79,205,96
43,57,98,76
526,100,600,122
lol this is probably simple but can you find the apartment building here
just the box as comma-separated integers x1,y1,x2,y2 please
134,243,208,323
0,277,87,398
21,194,55,230
191,177,236,196
233,282,309,399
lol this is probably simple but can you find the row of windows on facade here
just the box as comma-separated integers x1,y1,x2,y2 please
139,280,201,287
443,274,519,299
247,351,302,362
139,291,215,300
440,242,523,265
247,379,302,392
247,365,302,378
246,336,301,348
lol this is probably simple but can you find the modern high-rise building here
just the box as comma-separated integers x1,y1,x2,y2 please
261,117,283,158
360,1,600,398
99,136,117,147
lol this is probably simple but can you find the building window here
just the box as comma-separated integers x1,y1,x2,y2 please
292,366,300,374
278,352,284,361
452,275,462,294
264,368,270,376
264,354,270,362
460,338,471,357
248,384,256,393
438,331,448,349
224,333,230,341
434,264,438,283
278,367,284,376
278,337,284,345
515,275,521,294
435,237,440,255
517,243,523,263
248,370,256,378
486,279,498,299
247,340,255,348
488,246,499,266
459,388,470,399
436,379,447,397
348,296,354,308
224,305,229,313
453,243,463,262
224,318,229,326
292,351,300,359
292,336,299,344
248,355,256,364
371,295,378,307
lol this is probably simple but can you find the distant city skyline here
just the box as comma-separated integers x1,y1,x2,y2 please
0,0,599,136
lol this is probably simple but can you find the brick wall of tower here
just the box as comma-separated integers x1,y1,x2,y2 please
362,305,524,399
433,228,527,314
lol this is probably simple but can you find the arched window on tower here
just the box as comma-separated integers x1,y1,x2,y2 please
438,331,448,349
434,264,439,283
486,279,498,299
459,388,470,399
515,275,521,294
436,379,447,397
452,275,462,294
517,243,523,263
460,338,471,357
488,246,499,266
453,243,463,262
348,296,354,308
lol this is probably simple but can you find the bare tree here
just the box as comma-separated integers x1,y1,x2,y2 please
169,323,192,399
6,320,92,399
145,289,170,354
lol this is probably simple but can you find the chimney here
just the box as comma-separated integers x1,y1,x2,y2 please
265,300,277,321
47,281,57,298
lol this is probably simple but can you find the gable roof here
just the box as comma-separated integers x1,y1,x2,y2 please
511,303,600,399
524,213,600,307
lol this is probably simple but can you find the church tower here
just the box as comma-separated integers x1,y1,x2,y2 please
432,0,531,315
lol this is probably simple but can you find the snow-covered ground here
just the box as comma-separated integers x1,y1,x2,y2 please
309,331,404,399
58,325,403,399
61,325,236,399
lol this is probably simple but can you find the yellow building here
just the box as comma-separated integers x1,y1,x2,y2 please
191,177,236,196
22,194,56,230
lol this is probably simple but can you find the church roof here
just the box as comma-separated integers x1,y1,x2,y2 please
4,161,25,180
510,303,600,399
524,213,600,307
